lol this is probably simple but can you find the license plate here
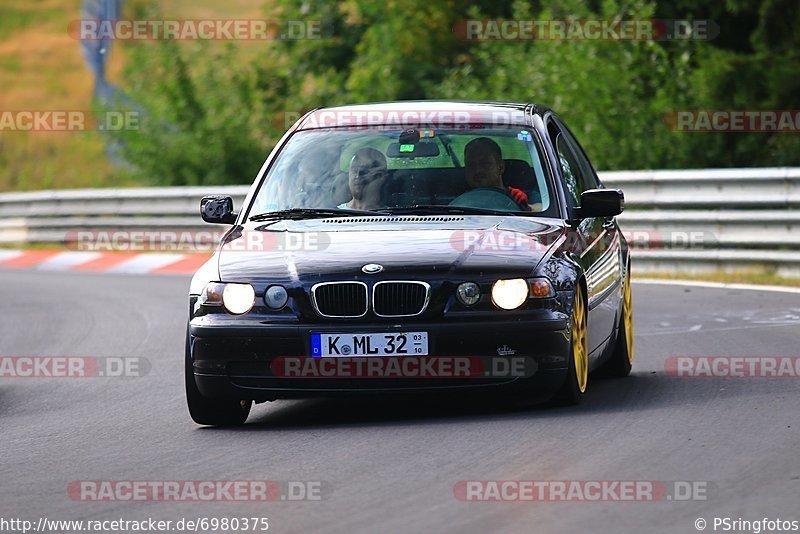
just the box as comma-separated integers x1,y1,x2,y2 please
311,332,428,357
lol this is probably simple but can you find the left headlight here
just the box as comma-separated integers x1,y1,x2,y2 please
200,282,255,315
491,278,529,310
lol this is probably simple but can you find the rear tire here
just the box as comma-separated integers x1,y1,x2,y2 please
185,326,251,426
554,287,588,406
597,267,633,378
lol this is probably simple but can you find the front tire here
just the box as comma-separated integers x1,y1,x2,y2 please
555,287,588,405
185,327,251,426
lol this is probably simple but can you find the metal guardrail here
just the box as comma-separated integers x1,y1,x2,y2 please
0,168,797,276
601,168,800,276
0,186,249,244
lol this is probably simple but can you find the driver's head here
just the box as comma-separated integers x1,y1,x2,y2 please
465,137,505,189
348,147,388,201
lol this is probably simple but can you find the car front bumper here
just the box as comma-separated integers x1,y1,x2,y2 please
189,314,570,401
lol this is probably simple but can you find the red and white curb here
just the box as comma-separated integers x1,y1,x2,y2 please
0,250,210,275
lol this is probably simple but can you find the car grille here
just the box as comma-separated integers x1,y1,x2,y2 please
373,281,430,317
311,282,368,318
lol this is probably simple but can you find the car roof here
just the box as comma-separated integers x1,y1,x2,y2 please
295,100,553,130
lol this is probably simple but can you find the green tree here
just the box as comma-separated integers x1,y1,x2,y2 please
113,0,800,185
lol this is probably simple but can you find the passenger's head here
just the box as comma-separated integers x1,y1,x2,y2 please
348,147,388,202
297,154,326,181
294,150,337,206
465,137,505,189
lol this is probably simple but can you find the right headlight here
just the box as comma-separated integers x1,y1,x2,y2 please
222,283,256,315
200,282,255,315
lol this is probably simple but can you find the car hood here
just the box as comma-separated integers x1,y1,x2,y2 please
216,216,565,285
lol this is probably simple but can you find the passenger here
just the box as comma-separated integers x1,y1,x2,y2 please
338,147,388,210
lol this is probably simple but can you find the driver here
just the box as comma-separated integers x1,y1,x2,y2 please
464,137,530,211
338,147,388,210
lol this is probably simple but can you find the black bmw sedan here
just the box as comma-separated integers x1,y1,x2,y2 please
186,101,633,426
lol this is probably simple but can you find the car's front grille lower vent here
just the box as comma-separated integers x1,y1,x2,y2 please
311,282,368,318
373,281,430,317
322,216,464,224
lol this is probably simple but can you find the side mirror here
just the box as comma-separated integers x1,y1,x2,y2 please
200,196,237,224
576,189,624,219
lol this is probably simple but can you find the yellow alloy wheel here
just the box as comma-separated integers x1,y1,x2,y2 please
571,289,588,393
623,273,634,365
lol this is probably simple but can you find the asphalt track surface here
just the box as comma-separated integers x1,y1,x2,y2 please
1,270,799,533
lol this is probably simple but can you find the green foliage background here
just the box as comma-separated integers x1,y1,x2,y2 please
114,0,800,186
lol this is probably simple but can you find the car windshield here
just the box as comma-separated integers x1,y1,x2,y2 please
249,126,556,218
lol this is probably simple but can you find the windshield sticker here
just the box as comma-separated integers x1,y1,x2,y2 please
517,130,533,141
420,129,435,138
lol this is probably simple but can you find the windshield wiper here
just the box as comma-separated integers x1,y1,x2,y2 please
249,207,378,222
376,205,513,216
